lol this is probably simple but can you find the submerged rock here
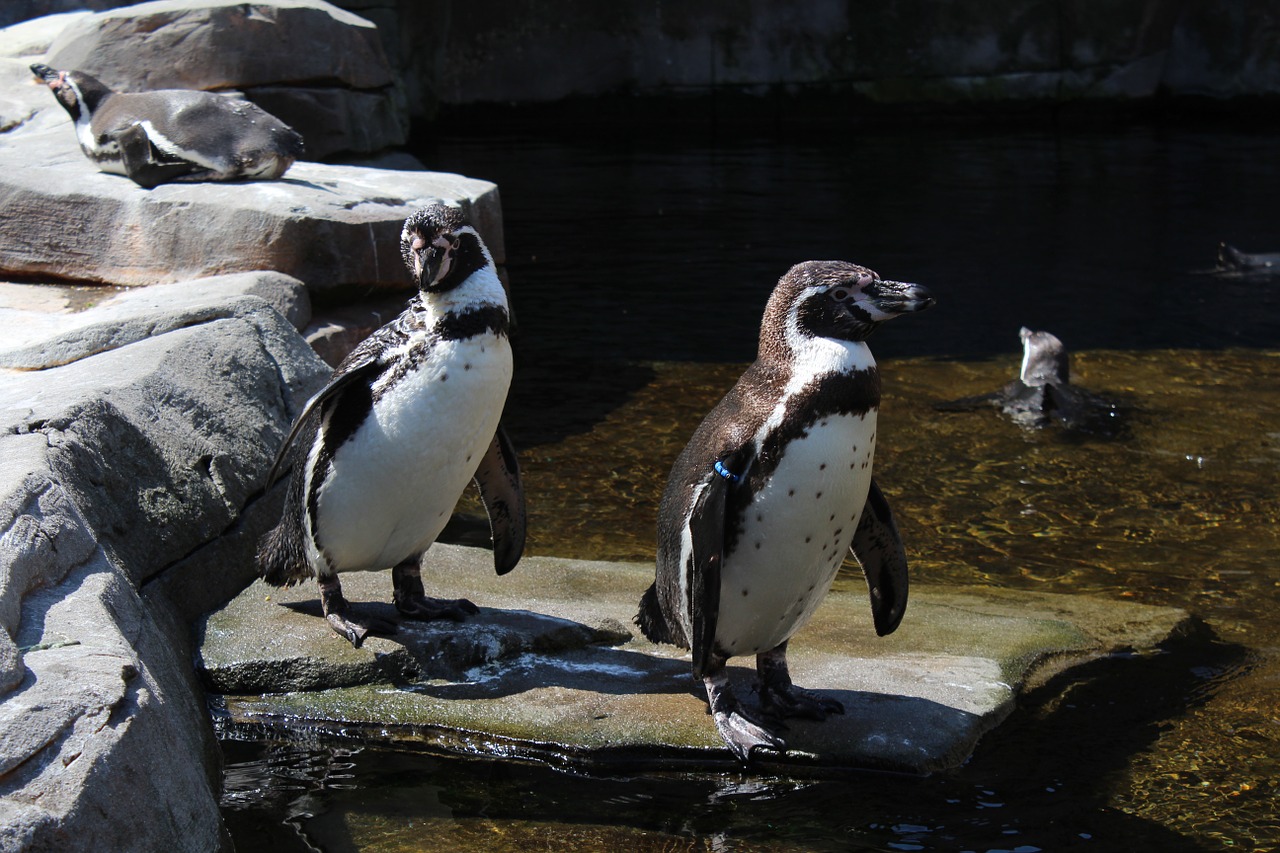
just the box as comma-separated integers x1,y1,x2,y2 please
200,543,1191,775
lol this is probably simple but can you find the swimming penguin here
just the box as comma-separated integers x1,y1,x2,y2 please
30,63,304,189
1217,242,1280,275
935,327,1123,433
256,202,524,647
636,260,934,761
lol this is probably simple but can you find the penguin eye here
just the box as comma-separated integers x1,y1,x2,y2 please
831,288,852,301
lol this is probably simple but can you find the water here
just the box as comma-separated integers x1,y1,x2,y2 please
221,125,1280,851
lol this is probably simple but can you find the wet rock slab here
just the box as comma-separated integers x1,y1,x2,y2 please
198,544,1190,775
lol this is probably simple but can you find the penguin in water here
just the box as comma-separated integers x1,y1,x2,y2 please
1216,242,1280,275
935,327,1123,434
257,202,525,647
636,260,934,761
30,64,303,189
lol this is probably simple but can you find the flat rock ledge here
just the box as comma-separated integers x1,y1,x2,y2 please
199,543,1191,776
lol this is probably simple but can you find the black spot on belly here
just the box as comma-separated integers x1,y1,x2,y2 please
816,491,823,499
742,588,749,596
464,363,472,370
804,535,811,543
819,463,826,471
788,489,795,497
441,373,449,382
754,541,761,550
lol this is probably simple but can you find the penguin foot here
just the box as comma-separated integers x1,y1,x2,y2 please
319,576,396,648
395,594,480,622
760,682,845,721
325,611,397,649
711,706,787,762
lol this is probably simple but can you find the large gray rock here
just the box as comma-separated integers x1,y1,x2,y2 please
200,544,1192,775
0,271,311,368
0,122,502,289
46,0,390,91
0,286,329,849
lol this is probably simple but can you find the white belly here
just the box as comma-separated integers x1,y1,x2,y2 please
715,409,878,657
309,334,512,572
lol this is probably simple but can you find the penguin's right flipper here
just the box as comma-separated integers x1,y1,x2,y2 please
850,478,908,637
264,355,383,488
114,123,194,189
473,424,526,576
687,475,726,680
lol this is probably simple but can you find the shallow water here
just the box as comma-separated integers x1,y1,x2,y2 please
222,126,1280,851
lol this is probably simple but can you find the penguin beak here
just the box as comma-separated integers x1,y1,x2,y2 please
865,281,936,316
412,234,458,291
29,64,61,88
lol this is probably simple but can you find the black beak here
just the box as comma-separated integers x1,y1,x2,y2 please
868,281,936,314
30,64,60,86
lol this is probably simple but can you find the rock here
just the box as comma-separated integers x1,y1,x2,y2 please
244,84,409,160
0,124,503,289
0,286,327,848
46,0,391,92
0,271,311,369
0,11,88,59
200,544,1192,774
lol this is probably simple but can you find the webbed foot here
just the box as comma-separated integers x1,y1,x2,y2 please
395,594,479,621
757,640,845,720
319,576,396,648
704,666,786,762
760,681,845,720
392,560,480,622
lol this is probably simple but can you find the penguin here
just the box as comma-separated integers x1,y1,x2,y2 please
1217,242,1280,275
256,201,525,647
30,64,304,189
635,260,934,761
934,327,1123,433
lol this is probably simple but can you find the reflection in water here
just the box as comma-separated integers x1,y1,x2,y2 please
223,128,1280,851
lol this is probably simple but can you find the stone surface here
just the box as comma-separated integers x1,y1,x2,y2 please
0,288,328,849
0,11,87,58
0,271,311,369
245,84,409,160
0,122,503,289
45,0,391,91
200,544,1191,775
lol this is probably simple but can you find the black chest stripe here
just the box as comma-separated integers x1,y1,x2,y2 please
723,366,880,555
375,305,510,403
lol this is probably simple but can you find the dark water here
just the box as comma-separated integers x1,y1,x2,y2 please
222,126,1280,851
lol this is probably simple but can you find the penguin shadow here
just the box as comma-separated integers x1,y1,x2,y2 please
280,598,693,700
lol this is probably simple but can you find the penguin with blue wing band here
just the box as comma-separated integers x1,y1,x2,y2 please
637,260,933,761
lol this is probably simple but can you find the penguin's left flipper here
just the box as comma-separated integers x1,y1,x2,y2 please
850,478,909,636
114,123,196,189
472,424,526,575
263,355,384,488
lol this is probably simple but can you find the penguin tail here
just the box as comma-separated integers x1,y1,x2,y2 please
635,582,677,646
255,521,312,588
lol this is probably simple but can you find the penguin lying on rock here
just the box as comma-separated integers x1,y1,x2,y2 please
934,327,1123,434
636,260,934,761
30,63,303,188
257,202,525,647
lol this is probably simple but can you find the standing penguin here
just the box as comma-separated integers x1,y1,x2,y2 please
30,64,304,188
636,260,934,761
257,202,525,647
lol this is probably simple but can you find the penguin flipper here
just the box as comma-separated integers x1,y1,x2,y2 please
688,472,727,680
473,424,526,576
264,355,383,488
850,478,908,637
114,123,193,189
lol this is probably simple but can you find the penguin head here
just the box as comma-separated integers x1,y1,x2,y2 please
400,202,489,293
1018,327,1069,386
30,65,111,122
776,261,935,345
